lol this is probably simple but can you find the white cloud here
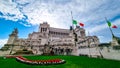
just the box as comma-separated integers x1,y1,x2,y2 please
113,18,120,25
97,35,111,43
0,0,120,43
0,39,8,48
88,18,120,33
19,22,31,27
0,0,25,21
0,0,120,33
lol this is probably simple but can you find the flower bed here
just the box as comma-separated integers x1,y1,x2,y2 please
14,56,66,65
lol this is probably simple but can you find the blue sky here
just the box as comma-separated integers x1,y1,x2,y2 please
0,0,120,48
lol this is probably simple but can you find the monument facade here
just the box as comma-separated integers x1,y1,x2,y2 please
2,22,100,55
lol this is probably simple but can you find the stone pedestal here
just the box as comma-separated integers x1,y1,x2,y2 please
43,44,51,55
111,37,119,46
72,46,78,56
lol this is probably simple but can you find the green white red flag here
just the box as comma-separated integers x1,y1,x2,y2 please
112,25,117,28
72,20,77,25
79,23,84,27
107,20,112,27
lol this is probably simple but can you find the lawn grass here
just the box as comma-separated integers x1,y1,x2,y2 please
0,55,120,68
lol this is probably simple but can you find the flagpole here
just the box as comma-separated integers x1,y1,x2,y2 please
71,11,75,38
71,11,74,29
71,11,75,36
105,17,114,37
109,27,115,37
71,11,77,55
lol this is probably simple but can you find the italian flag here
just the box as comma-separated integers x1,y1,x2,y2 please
107,20,117,28
107,20,111,27
112,25,117,28
72,20,77,25
79,23,84,27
